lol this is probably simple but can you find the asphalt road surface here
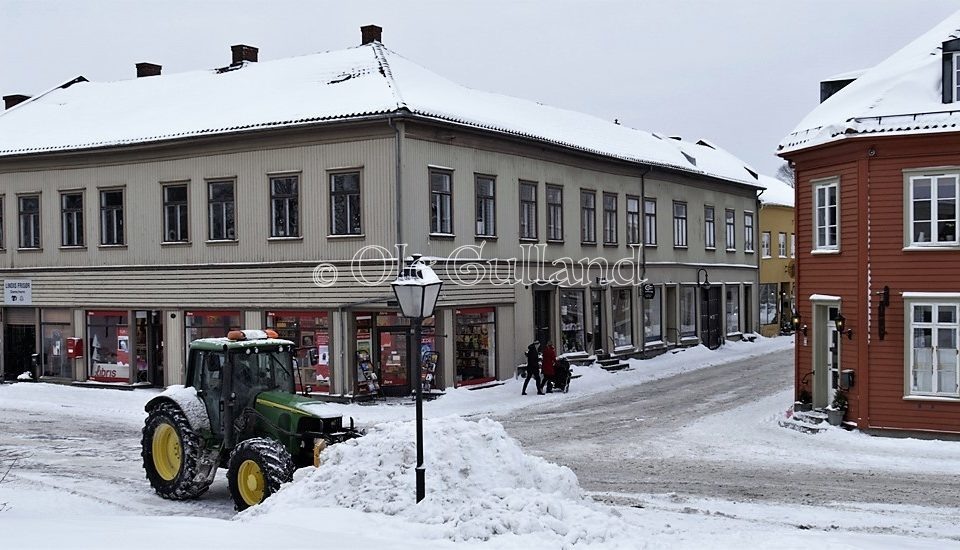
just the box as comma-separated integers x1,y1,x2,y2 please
496,349,960,509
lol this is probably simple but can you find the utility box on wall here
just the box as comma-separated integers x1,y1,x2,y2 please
66,337,83,359
841,369,855,389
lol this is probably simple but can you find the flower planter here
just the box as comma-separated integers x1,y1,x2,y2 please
826,408,845,426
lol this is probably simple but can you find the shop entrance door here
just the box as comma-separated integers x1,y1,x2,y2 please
533,290,553,347
134,311,164,385
700,287,722,350
377,328,411,397
4,324,36,380
591,289,605,354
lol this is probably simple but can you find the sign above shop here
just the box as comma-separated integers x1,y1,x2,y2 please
641,283,656,300
4,279,32,305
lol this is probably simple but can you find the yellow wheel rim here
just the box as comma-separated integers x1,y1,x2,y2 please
237,459,265,506
152,423,181,481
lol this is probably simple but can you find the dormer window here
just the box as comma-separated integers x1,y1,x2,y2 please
940,38,960,103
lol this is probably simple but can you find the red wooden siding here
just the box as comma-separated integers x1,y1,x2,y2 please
785,133,960,435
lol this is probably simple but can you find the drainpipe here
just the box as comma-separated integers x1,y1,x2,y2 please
639,166,652,282
389,116,404,273
756,187,764,335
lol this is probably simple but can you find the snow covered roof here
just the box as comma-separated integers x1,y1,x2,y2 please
0,42,761,187
780,11,960,153
758,174,794,208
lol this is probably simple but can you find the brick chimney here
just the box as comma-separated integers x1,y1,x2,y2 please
231,44,259,64
136,62,162,78
361,25,382,45
3,94,30,110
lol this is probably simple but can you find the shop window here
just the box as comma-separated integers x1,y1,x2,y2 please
267,311,330,393
41,309,72,379
185,311,241,343
612,288,633,348
725,286,741,334
680,286,697,338
643,288,662,344
87,311,129,382
559,289,586,354
455,308,496,385
759,283,778,325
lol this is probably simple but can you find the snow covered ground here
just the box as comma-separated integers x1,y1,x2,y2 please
2,336,959,548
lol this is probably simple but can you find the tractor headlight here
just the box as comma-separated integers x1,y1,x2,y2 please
313,439,328,467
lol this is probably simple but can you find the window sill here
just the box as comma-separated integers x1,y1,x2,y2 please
475,235,497,241
17,247,42,252
745,250,755,254
674,245,688,250
59,245,87,251
429,233,456,239
161,240,192,247
777,255,787,259
98,244,128,249
268,236,304,242
206,239,239,246
705,246,716,251
761,255,771,259
603,242,619,247
725,248,737,253
726,331,743,337
327,233,365,240
902,245,960,252
581,241,597,246
644,243,657,248
811,249,840,255
519,237,539,243
903,394,960,402
644,340,667,349
546,239,564,245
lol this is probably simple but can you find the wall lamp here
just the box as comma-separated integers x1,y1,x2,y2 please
791,311,807,337
834,312,854,340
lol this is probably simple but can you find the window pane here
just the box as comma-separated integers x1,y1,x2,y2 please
937,178,955,199
914,305,933,323
431,172,450,193
913,179,931,200
165,185,187,202
938,305,957,324
520,183,536,202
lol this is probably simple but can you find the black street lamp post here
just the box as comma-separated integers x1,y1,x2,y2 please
391,254,443,503
697,268,720,350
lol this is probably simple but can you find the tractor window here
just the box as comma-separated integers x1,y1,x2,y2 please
200,351,225,394
232,348,295,400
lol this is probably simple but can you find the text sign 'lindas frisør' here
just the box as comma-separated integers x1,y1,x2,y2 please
4,279,32,305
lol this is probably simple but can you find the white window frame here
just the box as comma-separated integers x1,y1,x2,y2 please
778,232,787,258
813,178,839,251
908,173,959,246
790,233,795,258
704,205,715,250
761,231,771,258
954,53,960,103
907,301,960,398
724,208,736,251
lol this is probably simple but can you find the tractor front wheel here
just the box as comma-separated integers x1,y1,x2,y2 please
141,402,213,500
226,438,295,511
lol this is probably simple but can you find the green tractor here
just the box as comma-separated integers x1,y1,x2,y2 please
141,329,362,510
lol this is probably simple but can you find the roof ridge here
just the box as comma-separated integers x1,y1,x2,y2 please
370,43,406,111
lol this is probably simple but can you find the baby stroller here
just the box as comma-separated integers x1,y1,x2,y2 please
550,357,573,393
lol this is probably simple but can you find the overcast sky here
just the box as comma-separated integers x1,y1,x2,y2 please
2,0,959,176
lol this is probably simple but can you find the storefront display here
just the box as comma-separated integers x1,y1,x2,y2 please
87,310,129,382
41,309,72,379
455,307,496,385
559,290,586,354
644,288,662,343
611,288,633,348
353,312,436,397
267,311,330,393
185,310,241,343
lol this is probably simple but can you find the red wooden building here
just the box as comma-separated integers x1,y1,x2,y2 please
778,13,960,435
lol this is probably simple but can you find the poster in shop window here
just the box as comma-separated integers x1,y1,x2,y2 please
315,332,330,384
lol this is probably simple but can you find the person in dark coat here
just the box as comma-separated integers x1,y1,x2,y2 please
522,341,544,395
541,341,557,393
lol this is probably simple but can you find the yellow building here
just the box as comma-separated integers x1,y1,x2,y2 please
757,175,795,336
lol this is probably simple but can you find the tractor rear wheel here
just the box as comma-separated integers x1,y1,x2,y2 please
141,401,213,500
226,437,295,511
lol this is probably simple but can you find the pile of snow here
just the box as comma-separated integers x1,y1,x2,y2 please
16,371,33,381
244,417,632,546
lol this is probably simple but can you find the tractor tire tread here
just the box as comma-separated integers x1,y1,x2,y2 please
141,401,214,501
226,437,294,511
